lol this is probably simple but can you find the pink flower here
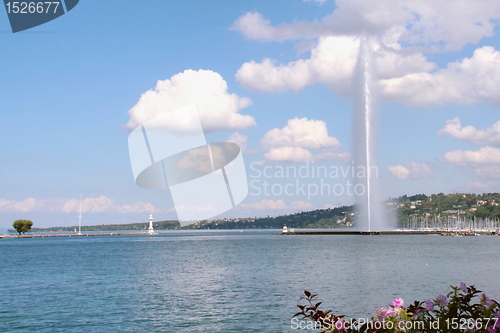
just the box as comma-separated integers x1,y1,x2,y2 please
392,298,404,308
436,294,448,307
481,294,495,309
335,321,345,331
375,307,394,320
460,282,468,293
486,299,495,309
425,299,435,311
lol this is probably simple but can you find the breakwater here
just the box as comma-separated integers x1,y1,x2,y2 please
0,232,155,239
282,230,499,236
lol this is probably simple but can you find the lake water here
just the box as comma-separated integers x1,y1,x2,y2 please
1,230,499,332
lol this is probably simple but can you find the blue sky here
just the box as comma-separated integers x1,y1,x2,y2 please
2,0,500,228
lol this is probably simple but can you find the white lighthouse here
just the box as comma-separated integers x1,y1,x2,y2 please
148,214,155,234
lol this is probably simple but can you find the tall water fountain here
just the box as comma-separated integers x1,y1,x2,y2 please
352,35,386,231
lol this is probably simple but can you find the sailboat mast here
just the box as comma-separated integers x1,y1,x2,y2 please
78,194,82,235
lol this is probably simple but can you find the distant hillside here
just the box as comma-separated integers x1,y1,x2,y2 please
30,220,180,232
27,192,500,232
182,205,354,229
389,192,500,221
28,206,354,232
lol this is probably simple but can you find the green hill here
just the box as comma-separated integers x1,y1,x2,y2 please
28,192,500,232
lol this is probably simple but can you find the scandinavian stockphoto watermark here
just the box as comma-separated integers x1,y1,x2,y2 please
291,317,499,331
127,105,248,225
249,162,379,199
3,0,79,33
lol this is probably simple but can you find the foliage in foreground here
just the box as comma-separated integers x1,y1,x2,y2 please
12,219,33,234
294,284,500,332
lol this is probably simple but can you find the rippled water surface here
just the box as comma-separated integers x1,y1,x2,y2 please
1,230,499,332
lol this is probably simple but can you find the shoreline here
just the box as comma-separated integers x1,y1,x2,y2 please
2,229,499,238
282,230,499,236
0,232,154,239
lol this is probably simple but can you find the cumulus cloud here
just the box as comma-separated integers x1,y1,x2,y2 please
290,201,315,210
407,162,434,179
233,1,500,106
381,46,500,106
0,198,39,212
232,1,500,49
440,146,500,165
236,199,314,211
125,69,256,132
473,166,500,179
458,180,498,192
438,118,500,146
236,36,435,94
226,132,258,154
262,117,339,149
264,147,316,163
0,196,158,214
260,117,350,162
324,203,338,209
175,145,227,174
387,165,410,180
171,204,215,213
236,36,359,93
388,161,434,179
237,199,287,210
439,146,500,181
303,0,328,4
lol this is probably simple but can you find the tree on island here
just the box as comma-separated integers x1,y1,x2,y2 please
12,219,33,234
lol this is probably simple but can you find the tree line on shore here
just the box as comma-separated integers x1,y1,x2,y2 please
20,192,500,232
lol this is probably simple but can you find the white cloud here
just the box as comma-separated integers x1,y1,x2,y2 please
440,146,500,165
290,201,315,210
260,117,350,162
381,46,500,106
115,202,158,214
62,196,115,213
262,117,339,149
0,198,38,212
236,200,314,211
440,146,500,181
236,36,359,93
233,2,500,106
171,204,215,213
237,199,287,210
387,165,410,179
303,0,328,4
226,132,258,154
438,118,500,146
175,145,227,174
406,161,434,179
236,35,436,95
458,180,498,192
316,149,352,162
473,166,500,179
236,36,500,106
388,161,434,179
0,196,159,214
232,1,500,50
264,147,316,163
231,12,325,42
125,69,256,132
